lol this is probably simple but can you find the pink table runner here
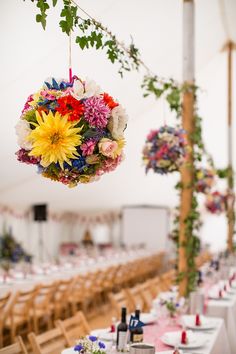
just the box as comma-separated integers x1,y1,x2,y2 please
144,322,182,352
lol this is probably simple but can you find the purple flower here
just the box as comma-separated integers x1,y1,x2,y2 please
74,344,84,352
89,335,97,342
98,341,106,349
84,96,110,128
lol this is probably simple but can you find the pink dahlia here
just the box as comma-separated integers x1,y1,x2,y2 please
41,90,58,100
80,140,96,156
84,96,110,128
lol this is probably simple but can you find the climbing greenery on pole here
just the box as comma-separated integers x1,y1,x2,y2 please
143,81,214,295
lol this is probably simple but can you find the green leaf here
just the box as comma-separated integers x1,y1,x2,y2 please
76,36,89,49
35,0,49,29
107,49,118,63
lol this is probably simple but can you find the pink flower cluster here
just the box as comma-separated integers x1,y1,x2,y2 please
96,154,123,176
80,140,96,156
16,149,40,165
22,95,33,114
84,97,111,128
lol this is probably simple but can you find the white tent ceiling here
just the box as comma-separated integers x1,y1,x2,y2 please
0,0,236,212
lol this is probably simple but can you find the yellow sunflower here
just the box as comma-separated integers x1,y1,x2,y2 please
28,111,82,169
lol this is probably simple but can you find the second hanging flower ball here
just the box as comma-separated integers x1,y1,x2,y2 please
142,125,189,174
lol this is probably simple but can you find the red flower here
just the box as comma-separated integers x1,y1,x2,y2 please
155,145,169,159
56,95,84,121
102,93,119,110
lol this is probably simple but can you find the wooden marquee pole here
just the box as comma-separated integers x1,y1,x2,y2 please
226,41,235,253
178,0,195,297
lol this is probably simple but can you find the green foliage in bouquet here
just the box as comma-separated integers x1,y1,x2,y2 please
165,300,177,317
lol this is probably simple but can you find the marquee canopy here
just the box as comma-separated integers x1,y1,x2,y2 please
0,0,236,214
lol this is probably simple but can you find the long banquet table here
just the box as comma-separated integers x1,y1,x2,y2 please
61,317,231,354
0,249,161,295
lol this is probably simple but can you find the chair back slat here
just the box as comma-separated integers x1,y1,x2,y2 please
28,328,67,354
56,311,90,347
0,292,11,311
0,336,28,354
109,291,131,318
125,286,146,312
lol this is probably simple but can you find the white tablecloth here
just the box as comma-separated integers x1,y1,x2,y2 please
207,293,236,353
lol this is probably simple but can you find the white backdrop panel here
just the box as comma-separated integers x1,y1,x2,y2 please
122,206,170,251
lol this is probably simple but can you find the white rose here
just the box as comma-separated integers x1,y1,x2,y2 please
72,78,101,100
71,79,84,100
84,78,101,97
108,105,128,140
15,119,32,150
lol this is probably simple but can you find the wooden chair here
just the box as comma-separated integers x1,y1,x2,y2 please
125,286,146,312
55,311,90,347
160,270,176,291
0,336,28,354
108,290,131,318
0,292,11,347
4,287,38,343
67,276,86,315
28,327,67,354
148,277,162,298
101,266,118,296
79,272,104,316
52,279,74,320
139,281,156,310
32,282,57,333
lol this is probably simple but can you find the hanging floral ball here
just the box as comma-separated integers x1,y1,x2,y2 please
15,77,128,187
142,125,188,174
205,191,226,214
195,168,215,194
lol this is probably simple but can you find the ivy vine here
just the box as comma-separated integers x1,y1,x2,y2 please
26,0,141,77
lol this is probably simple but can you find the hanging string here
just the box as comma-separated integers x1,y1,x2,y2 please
69,30,72,82
218,0,231,40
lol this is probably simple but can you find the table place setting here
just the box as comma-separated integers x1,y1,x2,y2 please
160,329,207,350
181,315,217,331
207,288,232,301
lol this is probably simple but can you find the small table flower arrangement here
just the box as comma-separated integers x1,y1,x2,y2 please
154,293,186,325
0,228,32,281
16,77,128,187
205,191,226,214
195,168,215,194
74,336,106,354
142,125,188,174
